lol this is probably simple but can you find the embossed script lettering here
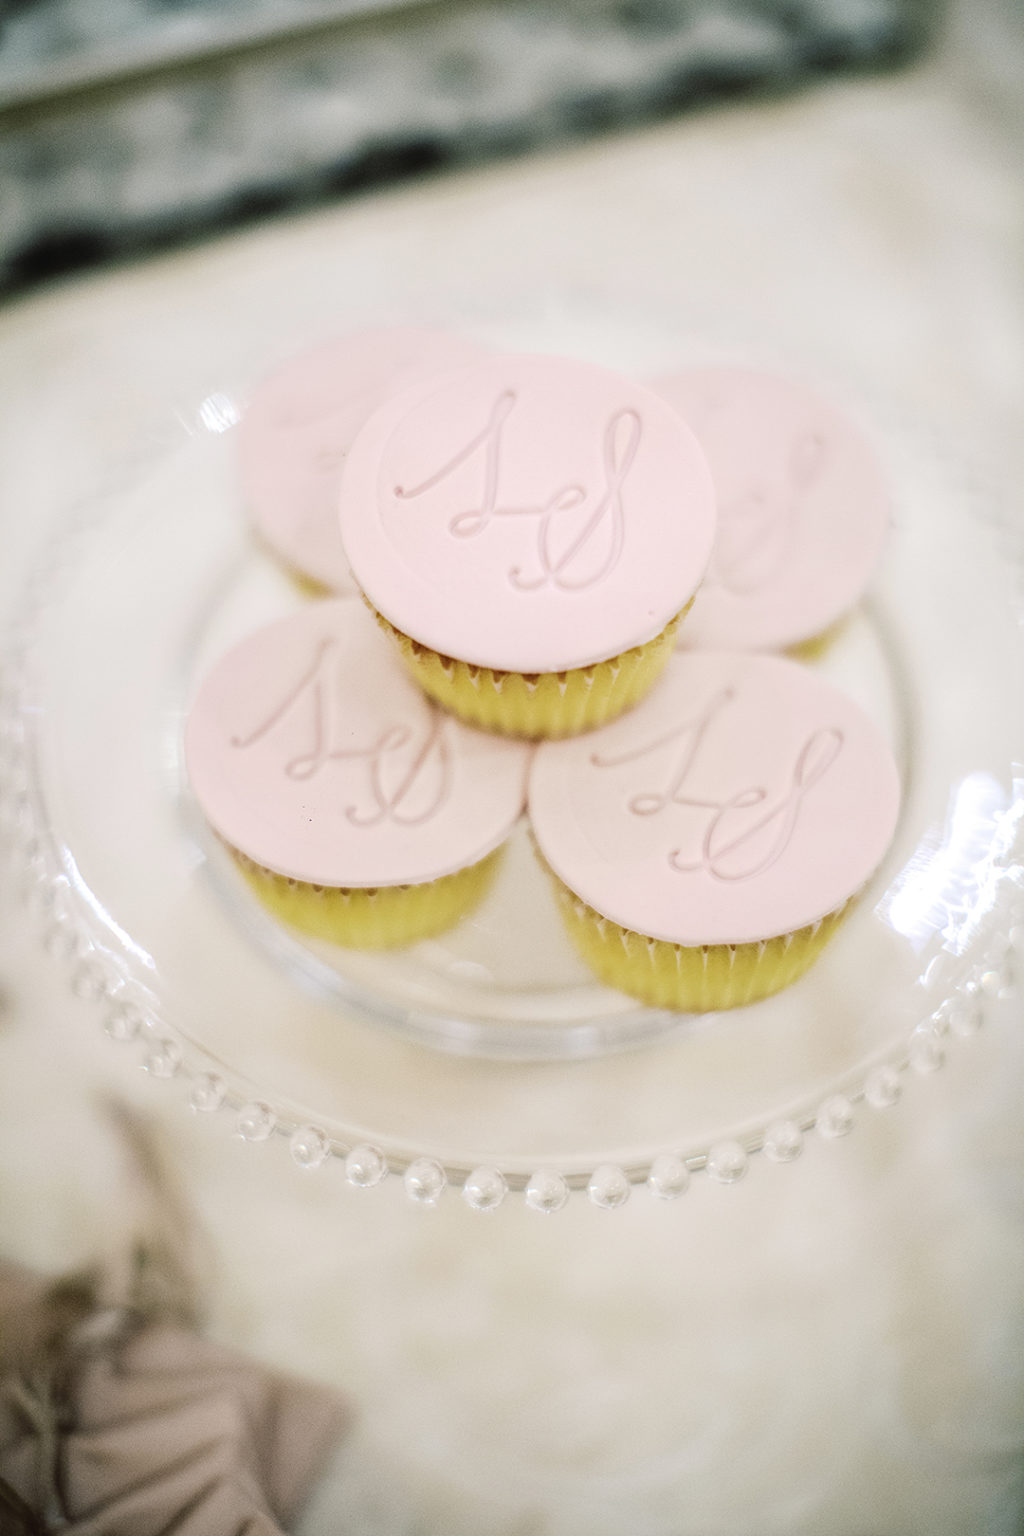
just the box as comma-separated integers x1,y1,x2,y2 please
393,390,642,592
231,638,451,826
707,428,827,596
591,688,843,880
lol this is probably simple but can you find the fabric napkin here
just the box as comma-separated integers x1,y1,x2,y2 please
0,1258,347,1534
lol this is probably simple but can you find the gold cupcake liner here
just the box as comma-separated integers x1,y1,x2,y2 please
253,530,333,599
286,565,333,600
548,869,849,1012
234,846,502,950
785,613,849,663
371,600,692,739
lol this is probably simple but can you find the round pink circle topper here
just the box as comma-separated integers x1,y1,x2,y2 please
653,368,889,651
339,354,716,673
529,651,900,946
185,602,530,888
238,327,486,592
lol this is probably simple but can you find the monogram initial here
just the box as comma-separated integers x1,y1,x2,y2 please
707,427,827,596
393,390,642,592
591,687,843,881
231,638,451,827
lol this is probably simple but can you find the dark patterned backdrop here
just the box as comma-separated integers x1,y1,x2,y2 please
0,0,930,294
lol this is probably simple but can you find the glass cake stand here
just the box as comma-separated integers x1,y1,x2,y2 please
2,313,1022,1211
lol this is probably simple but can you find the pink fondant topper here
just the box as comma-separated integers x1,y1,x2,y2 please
185,602,530,887
528,652,900,946
339,354,716,673
652,368,889,651
238,327,486,592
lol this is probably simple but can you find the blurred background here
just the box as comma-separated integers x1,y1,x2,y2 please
0,0,941,294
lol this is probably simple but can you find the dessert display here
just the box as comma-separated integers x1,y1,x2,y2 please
184,600,531,949
527,651,901,1011
188,328,903,1000
3,231,1020,1536
237,327,486,594
338,353,716,737
8,304,1021,1206
653,367,890,653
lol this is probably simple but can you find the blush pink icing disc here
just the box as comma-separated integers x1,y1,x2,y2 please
185,601,530,888
652,368,889,651
338,354,716,673
528,652,900,947
238,327,486,592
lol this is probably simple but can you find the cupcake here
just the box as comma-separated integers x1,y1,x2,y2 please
238,327,485,594
338,354,716,738
185,601,530,949
652,368,889,653
528,651,900,1011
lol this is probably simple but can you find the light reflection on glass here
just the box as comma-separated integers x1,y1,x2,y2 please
880,769,1024,955
59,845,157,971
197,394,240,434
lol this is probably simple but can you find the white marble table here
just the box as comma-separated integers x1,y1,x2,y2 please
1,4,1023,1531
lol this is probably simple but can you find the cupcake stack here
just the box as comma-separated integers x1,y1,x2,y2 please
185,329,899,1011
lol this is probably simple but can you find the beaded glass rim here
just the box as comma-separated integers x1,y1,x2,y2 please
2,392,1023,1211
